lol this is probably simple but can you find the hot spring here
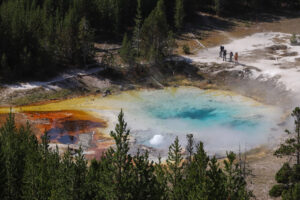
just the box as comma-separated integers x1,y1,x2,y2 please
88,87,284,156
0,86,284,158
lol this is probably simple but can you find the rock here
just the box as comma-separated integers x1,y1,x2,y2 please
128,85,135,90
102,89,111,97
77,132,94,150
280,51,298,57
266,44,287,51
207,80,213,84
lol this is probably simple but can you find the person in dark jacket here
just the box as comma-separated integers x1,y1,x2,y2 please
220,46,224,57
230,52,233,62
223,49,227,61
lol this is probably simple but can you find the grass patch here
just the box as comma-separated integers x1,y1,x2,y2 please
11,89,73,106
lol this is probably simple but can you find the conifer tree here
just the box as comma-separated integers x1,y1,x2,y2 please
49,148,75,200
120,33,134,64
79,17,94,67
0,140,6,199
214,0,226,16
275,107,300,164
207,157,227,200
174,0,185,30
270,107,300,199
140,0,171,63
166,136,184,200
0,113,21,199
37,132,58,199
131,150,161,199
73,147,88,200
21,123,41,200
132,0,143,56
186,134,194,164
223,152,252,200
104,110,133,199
0,54,10,77
155,155,168,200
22,143,41,200
85,159,104,200
185,141,210,199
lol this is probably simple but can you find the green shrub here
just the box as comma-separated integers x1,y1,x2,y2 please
290,34,298,45
275,163,292,184
183,45,190,54
269,184,285,197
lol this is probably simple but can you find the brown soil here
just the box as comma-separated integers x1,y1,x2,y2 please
177,12,300,54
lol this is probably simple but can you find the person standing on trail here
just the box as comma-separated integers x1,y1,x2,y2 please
220,46,224,57
223,49,227,61
230,52,233,62
234,52,238,64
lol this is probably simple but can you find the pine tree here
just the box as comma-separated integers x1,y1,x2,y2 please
214,0,226,16
0,140,6,199
207,157,227,200
49,148,75,200
78,17,94,67
0,113,40,200
73,147,88,200
140,0,171,63
0,54,10,78
174,0,185,30
120,33,134,64
37,131,55,199
223,152,252,200
112,0,121,33
132,0,143,56
185,0,197,19
186,134,194,164
154,155,168,200
22,144,41,200
97,151,118,199
185,141,210,199
103,110,133,199
85,159,104,200
166,136,184,200
275,107,300,164
270,107,300,199
0,113,20,199
131,150,161,199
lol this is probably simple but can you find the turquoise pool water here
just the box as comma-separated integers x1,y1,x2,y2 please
95,87,283,156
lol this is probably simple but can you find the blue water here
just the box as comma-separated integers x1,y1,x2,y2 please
108,87,283,155
145,103,261,133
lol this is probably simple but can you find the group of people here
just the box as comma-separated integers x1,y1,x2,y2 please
220,46,238,63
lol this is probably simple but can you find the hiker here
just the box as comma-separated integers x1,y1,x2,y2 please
234,52,238,64
220,46,224,57
230,52,233,62
223,49,227,61
230,51,233,62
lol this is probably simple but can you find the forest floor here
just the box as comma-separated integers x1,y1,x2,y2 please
1,10,300,200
